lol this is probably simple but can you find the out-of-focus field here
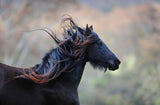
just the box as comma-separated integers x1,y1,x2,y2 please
0,0,160,105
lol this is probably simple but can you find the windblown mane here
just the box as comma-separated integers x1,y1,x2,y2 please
19,16,98,84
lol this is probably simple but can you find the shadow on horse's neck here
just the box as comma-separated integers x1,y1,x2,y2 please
35,47,87,87
56,60,86,87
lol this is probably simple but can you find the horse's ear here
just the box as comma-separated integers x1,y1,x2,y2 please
86,24,89,30
90,25,93,30
85,24,91,35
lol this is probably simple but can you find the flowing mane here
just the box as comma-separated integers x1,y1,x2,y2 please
20,16,98,84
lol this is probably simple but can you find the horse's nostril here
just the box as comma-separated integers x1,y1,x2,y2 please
115,60,120,65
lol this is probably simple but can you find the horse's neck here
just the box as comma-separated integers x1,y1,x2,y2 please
48,60,86,89
63,60,86,86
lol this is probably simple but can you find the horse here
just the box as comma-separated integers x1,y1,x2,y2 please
0,17,120,105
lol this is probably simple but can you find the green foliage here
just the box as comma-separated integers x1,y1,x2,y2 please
154,98,160,105
90,76,108,89
126,54,136,70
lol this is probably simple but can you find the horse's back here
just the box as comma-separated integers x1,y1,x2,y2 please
0,63,31,88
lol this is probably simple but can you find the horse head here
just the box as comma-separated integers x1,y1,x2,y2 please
82,24,121,71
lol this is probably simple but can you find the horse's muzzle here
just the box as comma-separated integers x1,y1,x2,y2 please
108,59,121,71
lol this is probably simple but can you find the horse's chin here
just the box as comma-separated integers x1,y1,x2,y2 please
108,66,119,71
108,64,119,71
98,64,119,72
104,66,119,72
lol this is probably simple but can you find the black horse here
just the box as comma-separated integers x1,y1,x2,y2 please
0,17,120,105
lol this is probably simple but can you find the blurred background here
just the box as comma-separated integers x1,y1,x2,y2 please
0,0,160,105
